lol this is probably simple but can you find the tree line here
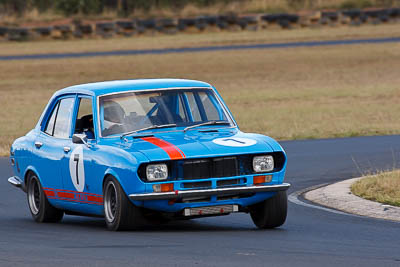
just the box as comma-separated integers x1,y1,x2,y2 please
0,0,241,16
1,0,396,17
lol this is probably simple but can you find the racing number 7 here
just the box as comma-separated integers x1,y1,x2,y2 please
73,154,80,185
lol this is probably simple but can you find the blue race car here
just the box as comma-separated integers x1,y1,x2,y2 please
9,79,290,231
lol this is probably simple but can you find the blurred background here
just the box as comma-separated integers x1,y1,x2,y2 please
1,0,399,19
1,0,400,156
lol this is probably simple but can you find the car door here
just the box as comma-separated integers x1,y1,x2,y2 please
33,96,76,196
60,95,102,209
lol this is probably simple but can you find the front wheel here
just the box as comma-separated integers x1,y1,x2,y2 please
27,174,64,223
103,177,146,231
249,191,288,229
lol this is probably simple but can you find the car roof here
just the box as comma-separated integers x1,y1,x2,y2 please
55,79,213,97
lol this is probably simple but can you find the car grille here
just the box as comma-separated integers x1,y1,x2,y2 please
137,152,286,182
182,181,212,189
182,157,238,180
216,178,245,187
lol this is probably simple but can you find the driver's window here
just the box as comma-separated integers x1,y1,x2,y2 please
74,97,94,139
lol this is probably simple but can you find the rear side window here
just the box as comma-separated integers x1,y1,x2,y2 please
44,101,59,136
43,97,75,138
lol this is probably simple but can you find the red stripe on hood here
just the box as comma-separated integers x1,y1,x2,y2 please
141,137,186,160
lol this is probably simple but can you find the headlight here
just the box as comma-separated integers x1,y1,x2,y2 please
253,155,274,172
146,164,168,181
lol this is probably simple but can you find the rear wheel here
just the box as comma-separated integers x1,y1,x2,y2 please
249,191,287,229
27,173,64,223
103,176,145,231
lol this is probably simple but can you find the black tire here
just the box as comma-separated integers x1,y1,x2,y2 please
103,176,145,231
249,191,287,229
26,173,64,223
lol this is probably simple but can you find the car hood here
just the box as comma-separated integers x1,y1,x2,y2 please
122,128,283,162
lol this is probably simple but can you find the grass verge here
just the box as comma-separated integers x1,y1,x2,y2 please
1,27,400,156
351,171,400,207
1,23,400,56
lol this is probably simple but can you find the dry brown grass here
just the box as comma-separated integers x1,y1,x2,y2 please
241,0,363,13
1,23,400,56
351,170,400,207
1,40,400,156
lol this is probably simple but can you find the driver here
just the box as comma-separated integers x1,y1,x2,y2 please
102,101,126,136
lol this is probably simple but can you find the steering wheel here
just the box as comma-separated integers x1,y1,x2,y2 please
103,124,123,136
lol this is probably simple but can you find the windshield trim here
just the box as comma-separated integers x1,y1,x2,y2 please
100,125,238,139
96,87,236,138
120,123,178,139
183,120,230,132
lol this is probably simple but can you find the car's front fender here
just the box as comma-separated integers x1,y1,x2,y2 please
95,144,147,203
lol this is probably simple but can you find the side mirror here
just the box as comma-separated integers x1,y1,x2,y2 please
72,134,91,148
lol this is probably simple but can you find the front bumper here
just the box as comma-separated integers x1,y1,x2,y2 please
129,183,290,201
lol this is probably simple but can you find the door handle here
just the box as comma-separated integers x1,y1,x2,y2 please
63,147,71,153
34,142,43,149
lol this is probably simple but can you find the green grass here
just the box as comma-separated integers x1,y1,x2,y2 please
351,171,400,207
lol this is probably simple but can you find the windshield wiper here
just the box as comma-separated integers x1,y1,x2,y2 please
183,121,230,132
120,124,177,139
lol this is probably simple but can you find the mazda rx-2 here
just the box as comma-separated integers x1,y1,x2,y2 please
9,79,290,230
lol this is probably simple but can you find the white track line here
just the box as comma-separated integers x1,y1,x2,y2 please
288,184,352,216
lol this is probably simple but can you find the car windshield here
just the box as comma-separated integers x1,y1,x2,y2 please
99,89,233,137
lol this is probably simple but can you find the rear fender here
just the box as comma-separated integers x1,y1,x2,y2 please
23,165,42,191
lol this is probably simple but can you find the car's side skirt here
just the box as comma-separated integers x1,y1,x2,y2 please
43,187,103,206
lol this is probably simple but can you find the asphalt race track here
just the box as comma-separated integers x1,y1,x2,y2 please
1,135,400,266
1,36,400,61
